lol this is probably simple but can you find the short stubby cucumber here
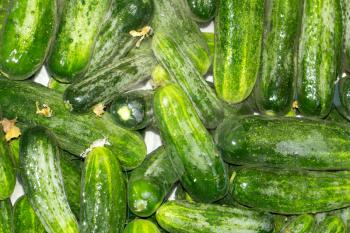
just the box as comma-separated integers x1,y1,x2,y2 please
341,0,350,72
123,219,160,233
280,214,315,233
315,215,346,233
186,0,218,22
0,129,15,200
0,199,12,233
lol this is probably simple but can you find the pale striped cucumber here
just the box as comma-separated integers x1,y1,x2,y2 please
341,0,350,72
0,199,12,233
0,129,15,200
123,219,161,233
315,216,346,233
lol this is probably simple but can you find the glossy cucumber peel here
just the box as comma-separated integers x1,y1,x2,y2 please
186,0,217,22
279,214,315,233
341,0,350,72
214,0,265,104
0,79,146,170
0,199,12,233
231,167,350,214
0,0,56,80
297,0,342,117
153,84,227,203
0,129,15,200
0,0,10,31
315,216,346,233
123,219,161,233
20,126,79,233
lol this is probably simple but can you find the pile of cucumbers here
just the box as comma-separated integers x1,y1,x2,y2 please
0,0,350,232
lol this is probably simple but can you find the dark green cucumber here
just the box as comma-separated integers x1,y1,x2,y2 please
0,0,56,80
13,196,45,233
0,199,12,233
156,200,274,233
186,0,217,22
153,84,227,203
110,90,154,130
280,214,315,233
0,129,15,200
214,0,265,104
123,219,161,233
64,42,156,113
0,0,10,32
341,0,350,72
254,0,301,115
215,115,350,170
88,0,154,72
128,146,178,217
231,167,350,214
335,76,350,121
315,216,346,233
0,79,146,170
152,32,224,129
80,147,126,233
297,0,342,117
46,0,111,83
20,126,79,233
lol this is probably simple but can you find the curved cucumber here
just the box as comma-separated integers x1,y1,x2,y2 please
47,0,111,83
123,219,160,233
0,0,56,80
0,0,10,31
186,0,217,22
341,0,350,72
80,147,126,233
128,146,178,217
153,84,227,203
156,200,274,233
315,216,346,233
297,0,342,117
13,196,46,233
231,167,350,214
280,214,315,233
20,126,79,233
0,129,15,200
0,199,12,233
214,0,265,104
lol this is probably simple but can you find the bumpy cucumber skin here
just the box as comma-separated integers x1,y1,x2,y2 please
297,0,342,117
20,126,79,233
123,219,160,233
214,0,265,104
280,214,315,233
128,146,178,217
0,199,12,233
0,79,146,170
156,200,274,233
255,0,301,115
47,0,111,83
153,84,228,203
0,0,10,31
80,147,126,233
0,0,56,80
186,0,217,22
152,33,224,129
13,196,46,233
231,167,350,214
315,216,346,233
341,0,350,72
216,116,350,170
0,130,15,200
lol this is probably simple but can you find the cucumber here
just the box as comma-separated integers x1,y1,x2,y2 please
0,128,15,200
152,32,224,129
341,0,350,72
297,0,342,117
128,146,178,217
20,126,79,233
151,64,171,88
46,0,111,83
156,200,274,233
153,84,227,203
0,199,12,233
214,0,265,104
88,0,154,72
254,0,301,115
80,147,126,233
280,214,315,233
48,78,69,94
0,78,146,170
13,196,46,233
0,0,10,31
215,115,350,170
272,215,290,233
315,216,346,233
0,0,56,80
186,0,217,22
335,76,350,121
123,219,161,233
231,167,350,214
110,90,154,130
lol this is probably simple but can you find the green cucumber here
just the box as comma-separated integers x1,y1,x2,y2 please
128,146,178,217
254,0,301,115
297,0,342,117
46,0,111,83
315,216,346,233
156,200,274,233
215,115,350,170
151,64,171,88
80,147,126,233
13,196,46,233
214,0,265,104
0,0,56,80
280,214,315,233
335,76,350,121
153,84,227,203
152,32,224,129
272,215,290,233
0,199,12,233
0,129,15,200
186,0,217,22
48,78,69,94
0,78,146,170
123,219,161,233
231,167,350,214
20,126,78,233
341,0,350,72
0,0,10,31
